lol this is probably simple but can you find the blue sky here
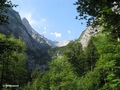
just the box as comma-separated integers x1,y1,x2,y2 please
12,0,87,41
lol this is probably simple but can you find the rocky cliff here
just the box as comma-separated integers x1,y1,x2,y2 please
79,25,101,48
0,8,52,72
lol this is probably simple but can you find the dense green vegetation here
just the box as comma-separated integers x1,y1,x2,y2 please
48,46,66,60
1,0,120,90
23,31,120,90
75,0,120,41
0,34,28,90
0,1,28,90
21,0,120,87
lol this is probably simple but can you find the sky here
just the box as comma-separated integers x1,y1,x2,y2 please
11,0,87,41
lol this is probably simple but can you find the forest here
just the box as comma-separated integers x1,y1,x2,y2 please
1,0,120,90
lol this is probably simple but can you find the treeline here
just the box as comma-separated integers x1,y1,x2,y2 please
1,28,120,90
1,0,120,89
22,29,120,90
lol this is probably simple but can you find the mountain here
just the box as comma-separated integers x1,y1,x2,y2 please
22,17,69,47
22,18,57,47
0,7,101,72
55,40,70,47
0,8,52,72
0,8,70,72
78,25,101,48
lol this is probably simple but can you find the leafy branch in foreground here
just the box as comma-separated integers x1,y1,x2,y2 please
75,0,120,42
0,0,18,25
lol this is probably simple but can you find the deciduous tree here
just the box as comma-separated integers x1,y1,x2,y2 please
0,34,27,89
75,0,120,41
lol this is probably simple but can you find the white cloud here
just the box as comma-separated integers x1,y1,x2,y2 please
68,30,71,34
50,32,61,38
55,32,61,38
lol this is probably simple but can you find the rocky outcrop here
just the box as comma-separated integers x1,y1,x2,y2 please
79,25,101,48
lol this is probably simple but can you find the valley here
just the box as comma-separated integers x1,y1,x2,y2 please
0,1,120,89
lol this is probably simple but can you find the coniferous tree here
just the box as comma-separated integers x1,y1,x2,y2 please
48,56,77,90
64,40,86,76
78,33,120,90
84,37,100,71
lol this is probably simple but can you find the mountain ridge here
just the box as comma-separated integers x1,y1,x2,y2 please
0,8,70,72
0,8,51,72
22,17,70,47
0,8,101,72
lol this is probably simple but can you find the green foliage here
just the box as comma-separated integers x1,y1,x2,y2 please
23,56,77,90
39,72,50,90
0,34,27,89
21,0,120,89
31,68,40,80
48,56,77,90
23,32,120,90
48,46,65,60
64,40,85,76
75,0,120,40
75,0,118,23
84,37,100,71
0,0,18,25
78,33,120,90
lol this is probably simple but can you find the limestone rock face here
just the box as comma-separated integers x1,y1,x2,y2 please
79,25,101,48
0,8,51,72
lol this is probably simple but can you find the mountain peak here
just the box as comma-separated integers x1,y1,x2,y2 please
56,40,70,47
22,17,29,24
22,17,69,47
22,17,32,29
